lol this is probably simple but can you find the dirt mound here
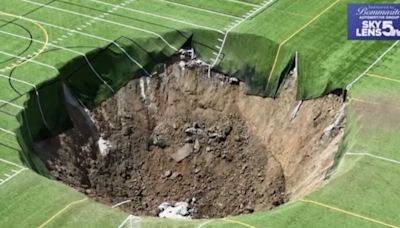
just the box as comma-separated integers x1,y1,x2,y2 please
34,59,344,218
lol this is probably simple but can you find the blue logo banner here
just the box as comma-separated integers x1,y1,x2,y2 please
348,3,400,40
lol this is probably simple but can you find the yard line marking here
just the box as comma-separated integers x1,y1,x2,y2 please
346,152,400,166
0,99,24,109
0,128,16,136
347,40,399,90
22,0,179,51
4,15,149,76
0,168,27,187
0,73,51,132
37,198,88,228
0,11,48,72
223,218,258,228
0,158,25,169
90,0,224,34
0,29,115,93
223,0,258,7
158,0,242,19
268,0,340,83
300,199,400,228
365,73,400,84
211,0,275,67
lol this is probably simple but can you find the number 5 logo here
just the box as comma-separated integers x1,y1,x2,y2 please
382,21,396,36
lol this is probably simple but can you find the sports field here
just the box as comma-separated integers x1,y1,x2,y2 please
0,0,399,227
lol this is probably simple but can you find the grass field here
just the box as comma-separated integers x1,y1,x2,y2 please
0,0,400,227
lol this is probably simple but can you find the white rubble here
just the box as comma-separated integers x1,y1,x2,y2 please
98,137,112,156
158,202,192,219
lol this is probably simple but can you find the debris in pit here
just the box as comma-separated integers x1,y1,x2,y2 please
97,136,112,156
171,144,193,162
158,202,192,219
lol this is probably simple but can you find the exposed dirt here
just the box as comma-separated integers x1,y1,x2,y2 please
34,59,344,218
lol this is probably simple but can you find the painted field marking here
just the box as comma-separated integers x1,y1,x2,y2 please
0,12,48,72
158,0,242,19
365,73,400,84
346,40,399,90
0,168,27,187
268,0,341,82
90,0,224,34
23,0,179,51
0,99,23,109
346,152,400,166
198,219,215,228
0,157,25,169
222,218,258,228
111,199,131,208
37,198,88,228
300,199,400,228
349,97,400,111
0,127,16,136
223,0,258,7
0,28,115,93
211,0,275,67
3,15,149,76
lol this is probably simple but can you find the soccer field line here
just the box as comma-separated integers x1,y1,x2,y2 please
267,0,340,83
346,152,400,166
210,0,275,67
0,99,24,110
0,167,27,187
157,0,243,20
3,14,150,76
222,218,258,228
346,40,399,90
0,127,16,136
37,198,88,228
0,27,115,94
22,0,179,51
89,0,225,34
300,199,400,228
0,11,48,72
365,73,400,84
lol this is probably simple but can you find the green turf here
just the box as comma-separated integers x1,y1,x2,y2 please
0,0,400,227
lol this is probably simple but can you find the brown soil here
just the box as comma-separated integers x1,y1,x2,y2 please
34,59,344,218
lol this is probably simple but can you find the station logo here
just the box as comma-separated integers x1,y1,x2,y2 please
348,3,400,40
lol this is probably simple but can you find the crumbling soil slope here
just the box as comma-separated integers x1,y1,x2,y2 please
34,60,344,218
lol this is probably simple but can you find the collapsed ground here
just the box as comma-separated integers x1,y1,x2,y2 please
34,56,345,219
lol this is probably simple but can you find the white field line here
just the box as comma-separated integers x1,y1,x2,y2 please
0,127,16,136
90,0,225,34
0,158,25,169
0,99,24,109
22,0,179,51
198,219,214,228
117,215,141,228
0,30,115,93
0,73,50,133
0,167,27,187
158,0,242,19
6,15,149,76
50,0,135,47
211,0,274,66
346,152,400,166
346,40,399,90
223,0,258,7
112,199,131,208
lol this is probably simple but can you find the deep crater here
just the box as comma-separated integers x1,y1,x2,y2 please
33,57,345,219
